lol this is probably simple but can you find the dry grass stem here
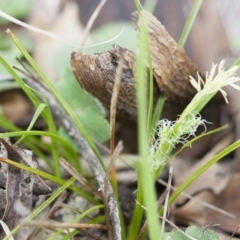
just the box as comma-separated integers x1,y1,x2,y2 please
104,141,123,240
2,6,122,50
136,221,148,240
135,201,196,240
22,78,122,240
230,225,240,239
161,165,173,237
27,191,68,240
0,221,14,240
158,179,236,219
59,158,102,199
56,202,93,221
79,0,107,50
107,141,123,179
110,57,124,156
0,11,80,48
25,220,107,230
177,131,234,184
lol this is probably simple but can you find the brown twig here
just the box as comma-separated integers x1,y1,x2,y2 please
110,57,123,156
27,191,68,240
107,141,124,179
104,141,123,240
135,200,196,240
161,165,173,237
59,158,103,200
25,220,107,230
230,224,240,240
22,77,122,240
157,178,236,219
136,221,148,240
79,0,107,50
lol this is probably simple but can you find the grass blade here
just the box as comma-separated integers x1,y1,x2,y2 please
151,95,165,134
0,157,97,204
14,103,47,145
130,2,162,239
178,0,203,48
5,29,104,168
47,205,104,240
159,138,240,215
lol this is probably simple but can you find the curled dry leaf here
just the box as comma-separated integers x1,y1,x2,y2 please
70,10,200,121
132,10,199,101
71,45,139,120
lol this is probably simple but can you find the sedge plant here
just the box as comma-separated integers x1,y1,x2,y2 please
1,1,240,239
128,0,204,239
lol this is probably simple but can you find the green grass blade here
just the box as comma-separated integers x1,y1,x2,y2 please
6,30,104,168
143,0,158,13
159,138,240,215
0,114,80,170
14,103,47,145
0,55,40,107
47,205,104,240
131,2,162,239
0,157,97,204
0,55,59,132
231,57,240,67
0,130,76,157
154,124,229,178
127,188,144,240
0,55,61,175
178,0,203,48
172,124,229,157
44,104,61,176
0,114,53,167
151,94,165,134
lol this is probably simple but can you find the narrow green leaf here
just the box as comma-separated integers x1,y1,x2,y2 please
6,30,104,168
129,2,162,239
154,124,229,179
0,55,40,107
178,0,203,48
0,114,81,170
0,130,79,159
47,205,104,240
0,157,97,204
231,57,240,67
14,103,47,145
127,188,144,240
159,138,240,215
151,94,165,134
143,0,158,13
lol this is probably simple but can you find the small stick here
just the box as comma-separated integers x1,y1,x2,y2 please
110,57,124,157
22,77,122,240
25,220,107,230
59,158,102,199
79,0,107,50
158,179,236,219
161,165,173,238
